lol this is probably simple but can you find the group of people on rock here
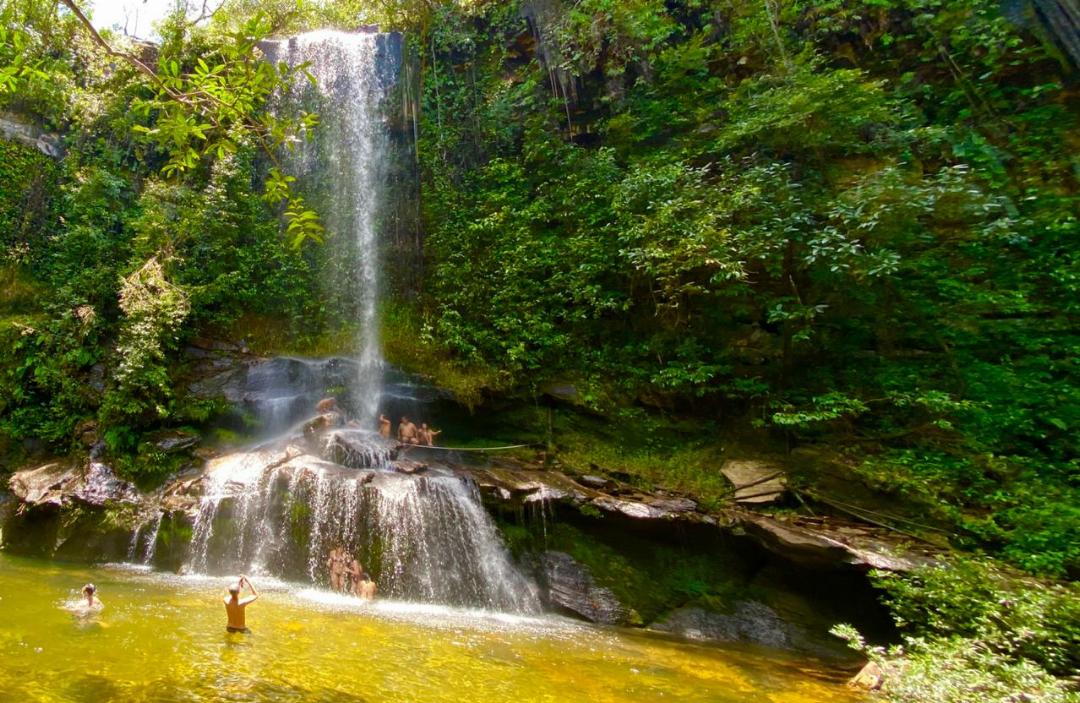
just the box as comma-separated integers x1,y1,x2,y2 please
379,414,441,446
313,398,443,447
326,546,377,599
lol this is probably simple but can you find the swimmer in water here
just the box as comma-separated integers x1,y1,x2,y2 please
82,583,101,608
223,575,258,633
65,583,104,619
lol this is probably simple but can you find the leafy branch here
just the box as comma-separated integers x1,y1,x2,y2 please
58,0,324,246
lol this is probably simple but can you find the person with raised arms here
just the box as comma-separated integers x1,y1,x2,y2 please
223,575,258,633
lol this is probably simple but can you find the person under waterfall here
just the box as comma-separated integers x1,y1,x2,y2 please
223,575,258,634
327,547,346,592
349,563,377,600
378,414,391,438
346,557,366,597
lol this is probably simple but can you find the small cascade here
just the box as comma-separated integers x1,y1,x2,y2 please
183,447,540,613
321,429,396,468
127,511,164,565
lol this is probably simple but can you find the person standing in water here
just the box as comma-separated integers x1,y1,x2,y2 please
327,547,345,591
378,414,392,438
66,583,104,618
223,575,258,633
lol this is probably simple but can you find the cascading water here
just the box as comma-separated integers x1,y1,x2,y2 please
160,31,541,614
184,448,540,612
263,30,396,425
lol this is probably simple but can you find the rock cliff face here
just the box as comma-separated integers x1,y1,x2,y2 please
461,461,939,573
0,112,63,158
537,551,632,625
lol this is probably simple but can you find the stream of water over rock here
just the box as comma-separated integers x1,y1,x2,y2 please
263,29,397,425
183,443,541,612
160,31,542,614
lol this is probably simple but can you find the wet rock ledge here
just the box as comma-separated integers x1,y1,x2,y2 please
458,460,939,573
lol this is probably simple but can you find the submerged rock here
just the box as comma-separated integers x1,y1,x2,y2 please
538,551,630,625
651,602,793,649
393,458,429,475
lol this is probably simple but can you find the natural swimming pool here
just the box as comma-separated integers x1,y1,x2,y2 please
0,554,861,702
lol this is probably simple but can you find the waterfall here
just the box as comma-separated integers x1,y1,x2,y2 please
263,30,399,425
184,449,541,613
162,30,541,615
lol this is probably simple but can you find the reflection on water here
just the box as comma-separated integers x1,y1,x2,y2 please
0,555,861,703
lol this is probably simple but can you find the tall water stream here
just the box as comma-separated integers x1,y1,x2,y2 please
169,31,541,613
263,30,393,424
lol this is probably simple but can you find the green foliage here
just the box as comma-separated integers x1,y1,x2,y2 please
832,557,1080,702
97,257,191,446
412,0,1079,579
872,559,1080,675
0,139,57,261
0,0,342,473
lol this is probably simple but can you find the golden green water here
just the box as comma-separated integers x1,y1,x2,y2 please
0,554,860,702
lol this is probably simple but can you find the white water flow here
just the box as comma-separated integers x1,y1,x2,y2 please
266,31,390,425
157,31,541,614
185,449,541,613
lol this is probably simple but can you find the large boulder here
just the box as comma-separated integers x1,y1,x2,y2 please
74,462,140,506
8,462,82,507
538,551,631,625
9,460,139,509
651,602,793,649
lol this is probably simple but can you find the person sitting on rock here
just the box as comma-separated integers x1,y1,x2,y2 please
378,414,392,438
223,576,258,634
397,416,419,445
316,397,340,414
418,423,442,446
